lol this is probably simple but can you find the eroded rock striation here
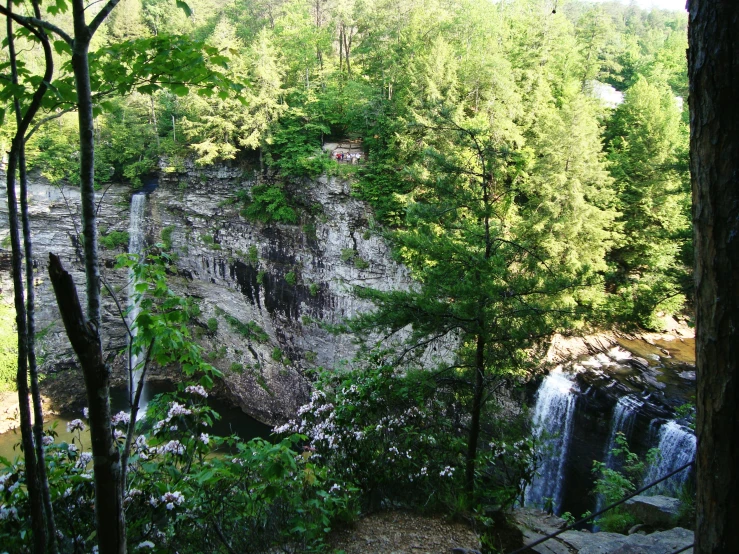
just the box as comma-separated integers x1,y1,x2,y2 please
0,165,408,424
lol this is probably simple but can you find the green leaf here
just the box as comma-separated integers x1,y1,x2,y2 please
172,85,189,97
53,40,71,56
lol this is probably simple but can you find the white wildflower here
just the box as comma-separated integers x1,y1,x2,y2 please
160,440,185,455
83,407,89,419
42,435,54,446
199,433,209,445
111,411,131,426
167,402,192,419
137,541,155,550
161,491,185,508
76,452,93,468
67,419,86,433
185,385,208,398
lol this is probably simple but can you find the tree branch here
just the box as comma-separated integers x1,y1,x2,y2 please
88,0,121,36
0,6,73,44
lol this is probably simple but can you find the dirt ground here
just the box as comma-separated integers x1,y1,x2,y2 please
329,511,481,554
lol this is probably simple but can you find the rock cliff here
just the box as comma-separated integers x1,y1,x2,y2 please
0,165,408,424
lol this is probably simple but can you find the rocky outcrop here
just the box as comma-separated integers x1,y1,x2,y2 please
0,166,412,424
0,178,132,380
514,509,693,554
624,496,682,528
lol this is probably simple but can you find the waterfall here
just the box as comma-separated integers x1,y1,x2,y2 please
525,367,578,514
643,420,696,495
594,395,642,515
127,193,148,415
603,395,641,470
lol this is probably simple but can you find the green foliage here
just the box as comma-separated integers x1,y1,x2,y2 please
206,317,218,333
161,225,175,250
247,245,259,265
0,392,357,553
271,348,283,362
340,249,356,263
99,229,130,250
241,184,297,224
605,77,690,329
275,363,536,511
0,302,17,392
285,271,297,286
354,257,369,270
224,314,268,343
309,283,319,297
591,433,658,533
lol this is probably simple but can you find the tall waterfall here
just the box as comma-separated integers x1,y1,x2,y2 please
643,420,696,494
127,193,147,413
525,367,578,514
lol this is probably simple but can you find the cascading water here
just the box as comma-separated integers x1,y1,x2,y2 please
643,420,696,494
603,395,641,469
525,366,578,514
127,193,148,414
594,394,642,514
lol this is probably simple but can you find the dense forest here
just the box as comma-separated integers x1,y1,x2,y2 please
2,0,690,329
0,0,693,552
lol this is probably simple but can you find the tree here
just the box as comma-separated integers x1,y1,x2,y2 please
349,104,604,499
605,76,690,328
688,1,739,552
2,3,58,551
1,2,232,551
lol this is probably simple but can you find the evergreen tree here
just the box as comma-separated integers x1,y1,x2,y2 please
605,76,690,328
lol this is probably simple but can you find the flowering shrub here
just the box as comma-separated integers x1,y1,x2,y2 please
275,365,467,508
275,364,538,515
0,385,357,553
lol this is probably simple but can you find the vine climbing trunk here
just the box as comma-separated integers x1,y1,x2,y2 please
689,1,739,553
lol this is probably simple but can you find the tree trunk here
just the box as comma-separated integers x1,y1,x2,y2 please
65,2,126,550
48,255,126,554
465,333,485,498
5,6,52,551
5,125,47,554
688,2,739,553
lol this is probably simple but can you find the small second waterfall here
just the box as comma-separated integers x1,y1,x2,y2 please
525,367,578,514
643,420,696,494
603,395,641,470
127,193,148,413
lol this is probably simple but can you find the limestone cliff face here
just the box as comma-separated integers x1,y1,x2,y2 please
0,166,408,424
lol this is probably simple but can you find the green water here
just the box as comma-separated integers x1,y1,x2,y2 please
0,383,271,462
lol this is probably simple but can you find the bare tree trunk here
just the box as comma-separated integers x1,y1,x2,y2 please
688,1,739,553
48,254,125,554
5,5,53,551
5,118,47,554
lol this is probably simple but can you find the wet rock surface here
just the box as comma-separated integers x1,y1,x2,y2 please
624,495,682,528
1,167,417,424
513,509,693,554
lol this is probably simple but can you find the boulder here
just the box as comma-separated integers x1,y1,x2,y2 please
624,495,681,528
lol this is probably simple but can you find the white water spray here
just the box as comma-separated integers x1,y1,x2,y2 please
525,367,578,514
643,420,695,494
127,193,148,415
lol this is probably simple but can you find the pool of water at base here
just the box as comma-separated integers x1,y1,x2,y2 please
0,382,271,462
